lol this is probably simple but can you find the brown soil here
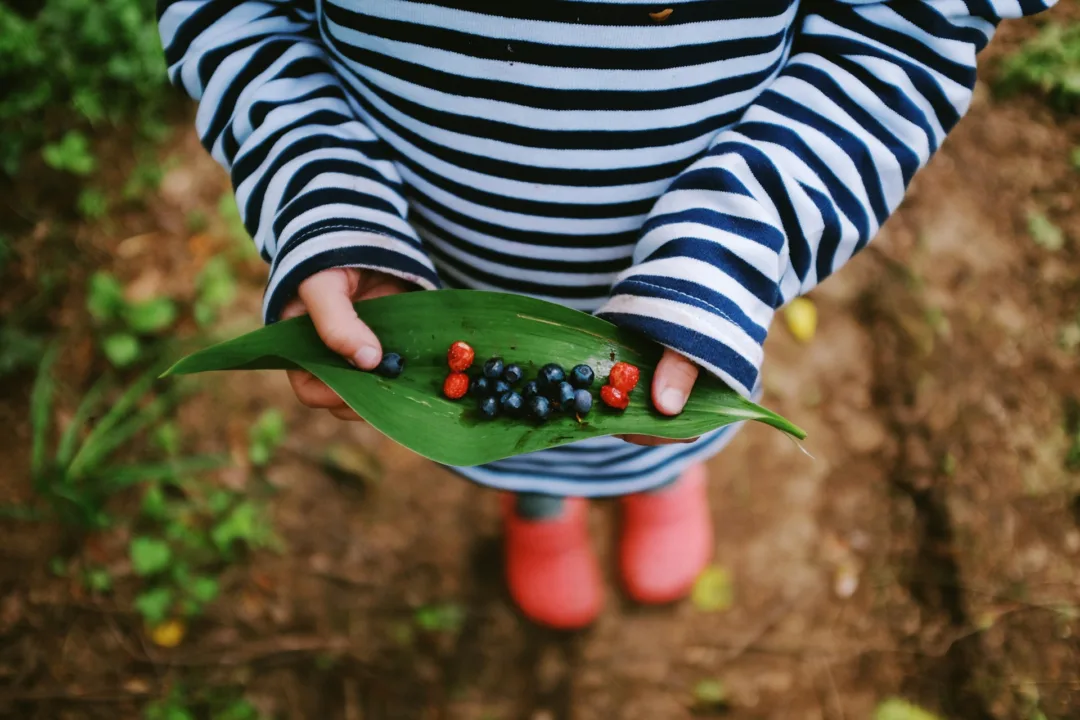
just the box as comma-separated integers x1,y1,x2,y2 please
2,15,1079,720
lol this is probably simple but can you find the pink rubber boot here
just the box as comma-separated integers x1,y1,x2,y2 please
619,464,713,604
502,495,603,629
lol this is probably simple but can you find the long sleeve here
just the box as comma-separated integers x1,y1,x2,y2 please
597,0,1056,398
158,0,440,322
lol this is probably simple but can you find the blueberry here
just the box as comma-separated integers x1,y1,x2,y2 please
479,395,499,420
483,357,505,380
500,391,524,416
528,395,552,422
522,380,539,400
469,376,490,397
375,352,405,378
569,364,594,389
537,363,565,393
493,379,511,397
556,381,576,409
573,389,593,416
503,363,524,384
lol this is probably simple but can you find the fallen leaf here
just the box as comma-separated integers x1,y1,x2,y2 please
649,8,674,22
691,566,733,612
783,298,818,343
149,619,186,648
322,443,384,486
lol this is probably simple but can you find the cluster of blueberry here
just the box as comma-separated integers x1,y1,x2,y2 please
441,341,639,422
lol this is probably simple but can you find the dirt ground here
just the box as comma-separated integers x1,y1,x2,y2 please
2,15,1080,720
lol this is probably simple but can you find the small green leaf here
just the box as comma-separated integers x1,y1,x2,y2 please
873,698,942,720
693,679,729,708
691,566,734,613
189,576,219,604
130,536,172,576
84,567,112,593
141,485,169,520
414,603,465,633
249,409,286,467
216,699,260,720
1028,211,1065,252
102,333,141,367
1071,146,1080,171
211,501,267,554
153,422,181,456
87,272,125,323
77,188,108,219
134,587,174,624
165,291,805,467
42,131,96,176
123,297,177,334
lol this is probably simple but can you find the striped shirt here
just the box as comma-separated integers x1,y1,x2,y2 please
159,0,1055,496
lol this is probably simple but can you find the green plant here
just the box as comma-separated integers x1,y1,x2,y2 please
0,0,168,176
130,474,277,624
77,187,109,219
86,271,178,367
12,347,223,530
999,22,1080,107
1027,211,1066,252
144,685,263,720
414,603,465,633
0,323,45,377
193,257,238,327
248,409,286,467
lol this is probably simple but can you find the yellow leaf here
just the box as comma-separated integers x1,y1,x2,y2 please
691,566,733,612
149,619,186,648
784,298,818,343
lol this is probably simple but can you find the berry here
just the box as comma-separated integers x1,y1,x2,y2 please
537,363,566,393
492,379,511,397
447,341,475,372
556,381,576,409
608,362,641,392
574,389,593,416
503,363,524,384
500,391,524,416
528,395,552,422
600,384,630,411
469,376,490,397
443,372,469,400
479,395,499,419
569,364,594,389
483,357,505,380
522,380,539,400
375,352,404,378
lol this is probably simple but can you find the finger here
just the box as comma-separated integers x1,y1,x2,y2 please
298,271,383,370
287,370,348,409
280,297,308,321
651,349,699,416
329,406,363,422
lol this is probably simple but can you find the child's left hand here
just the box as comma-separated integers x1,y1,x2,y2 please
618,349,699,447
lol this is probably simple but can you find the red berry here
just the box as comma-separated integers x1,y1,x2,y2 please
600,384,630,411
608,362,640,392
443,372,470,400
447,341,475,372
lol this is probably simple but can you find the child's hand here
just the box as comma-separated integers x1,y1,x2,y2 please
280,267,412,421
618,349,699,446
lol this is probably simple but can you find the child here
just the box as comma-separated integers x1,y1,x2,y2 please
159,0,1055,629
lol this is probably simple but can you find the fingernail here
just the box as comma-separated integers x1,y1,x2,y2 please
659,387,687,414
354,346,380,369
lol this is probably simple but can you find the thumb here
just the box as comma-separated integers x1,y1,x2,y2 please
298,270,383,370
651,349,699,416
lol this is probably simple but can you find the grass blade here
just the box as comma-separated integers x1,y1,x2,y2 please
55,376,109,467
30,344,60,478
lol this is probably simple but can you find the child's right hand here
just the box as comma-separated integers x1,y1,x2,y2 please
280,267,412,421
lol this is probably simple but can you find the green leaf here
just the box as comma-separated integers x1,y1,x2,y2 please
30,344,59,479
165,291,804,466
77,188,108,219
130,536,172,576
123,297,178,334
692,679,729,708
134,587,174,625
215,699,260,720
188,576,219,604
41,131,96,176
691,566,734,613
414,603,465,633
211,501,268,554
84,567,112,593
1027,211,1065,252
86,272,126,323
248,409,286,466
102,332,141,367
56,377,108,467
873,699,942,720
